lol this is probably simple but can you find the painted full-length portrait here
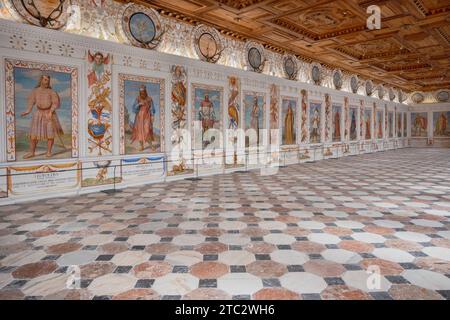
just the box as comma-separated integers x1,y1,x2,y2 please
411,112,427,137
388,112,394,138
193,84,222,150
376,110,383,139
349,107,357,141
281,98,297,145
364,109,372,140
120,74,164,155
433,111,450,137
244,93,264,148
309,102,321,144
332,104,342,142
5,59,78,161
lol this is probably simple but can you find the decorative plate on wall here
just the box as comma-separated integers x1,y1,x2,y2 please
282,54,299,80
192,24,223,63
435,89,450,102
398,89,405,103
388,87,396,101
311,63,321,85
332,69,343,90
122,4,164,49
365,80,373,96
244,41,266,73
377,84,385,99
350,75,359,93
10,0,70,29
411,92,425,104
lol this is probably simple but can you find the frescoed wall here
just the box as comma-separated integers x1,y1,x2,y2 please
0,18,417,205
411,112,427,137
433,112,450,137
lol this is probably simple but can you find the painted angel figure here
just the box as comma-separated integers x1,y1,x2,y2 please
88,51,110,87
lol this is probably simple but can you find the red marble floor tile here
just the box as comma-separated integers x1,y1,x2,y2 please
384,239,423,251
0,290,25,300
323,226,353,236
246,261,287,278
404,225,435,234
30,229,56,237
414,257,450,274
145,243,179,255
363,226,394,235
98,242,129,254
241,227,269,237
359,258,403,275
339,240,374,253
321,285,372,300
388,284,444,300
113,289,160,300
431,238,450,249
292,241,326,253
80,262,116,279
47,242,82,255
183,288,231,300
244,242,277,254
114,228,140,237
274,216,300,223
253,288,300,300
155,228,184,237
303,260,346,277
238,216,262,223
200,228,226,237
133,261,172,278
284,227,311,237
12,261,58,279
190,262,228,279
195,242,228,255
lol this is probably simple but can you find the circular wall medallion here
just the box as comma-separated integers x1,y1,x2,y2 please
311,63,321,85
388,87,396,101
365,80,373,96
282,54,298,80
244,41,265,73
411,92,425,104
122,4,163,49
350,75,359,93
435,90,450,102
10,0,70,29
377,84,385,99
192,24,223,63
332,69,343,90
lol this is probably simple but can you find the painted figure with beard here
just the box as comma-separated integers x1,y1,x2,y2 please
130,85,155,151
284,102,295,145
20,75,64,159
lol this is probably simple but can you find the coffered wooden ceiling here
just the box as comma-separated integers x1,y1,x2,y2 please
124,0,450,92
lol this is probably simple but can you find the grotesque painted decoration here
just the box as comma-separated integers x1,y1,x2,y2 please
269,84,279,145
119,74,164,155
87,50,112,156
5,59,78,161
309,102,321,144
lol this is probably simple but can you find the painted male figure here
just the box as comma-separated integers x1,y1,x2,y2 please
21,75,64,159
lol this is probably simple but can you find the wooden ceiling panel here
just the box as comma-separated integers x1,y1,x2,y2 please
128,0,450,91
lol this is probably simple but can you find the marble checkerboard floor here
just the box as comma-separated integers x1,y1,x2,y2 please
0,148,449,300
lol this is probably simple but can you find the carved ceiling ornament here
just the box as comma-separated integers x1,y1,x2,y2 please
350,74,359,94
377,84,385,99
122,3,164,50
388,87,396,101
244,41,266,73
282,54,299,80
311,62,322,85
192,24,224,64
332,69,343,90
435,89,450,103
365,80,373,96
10,0,70,29
411,92,425,104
